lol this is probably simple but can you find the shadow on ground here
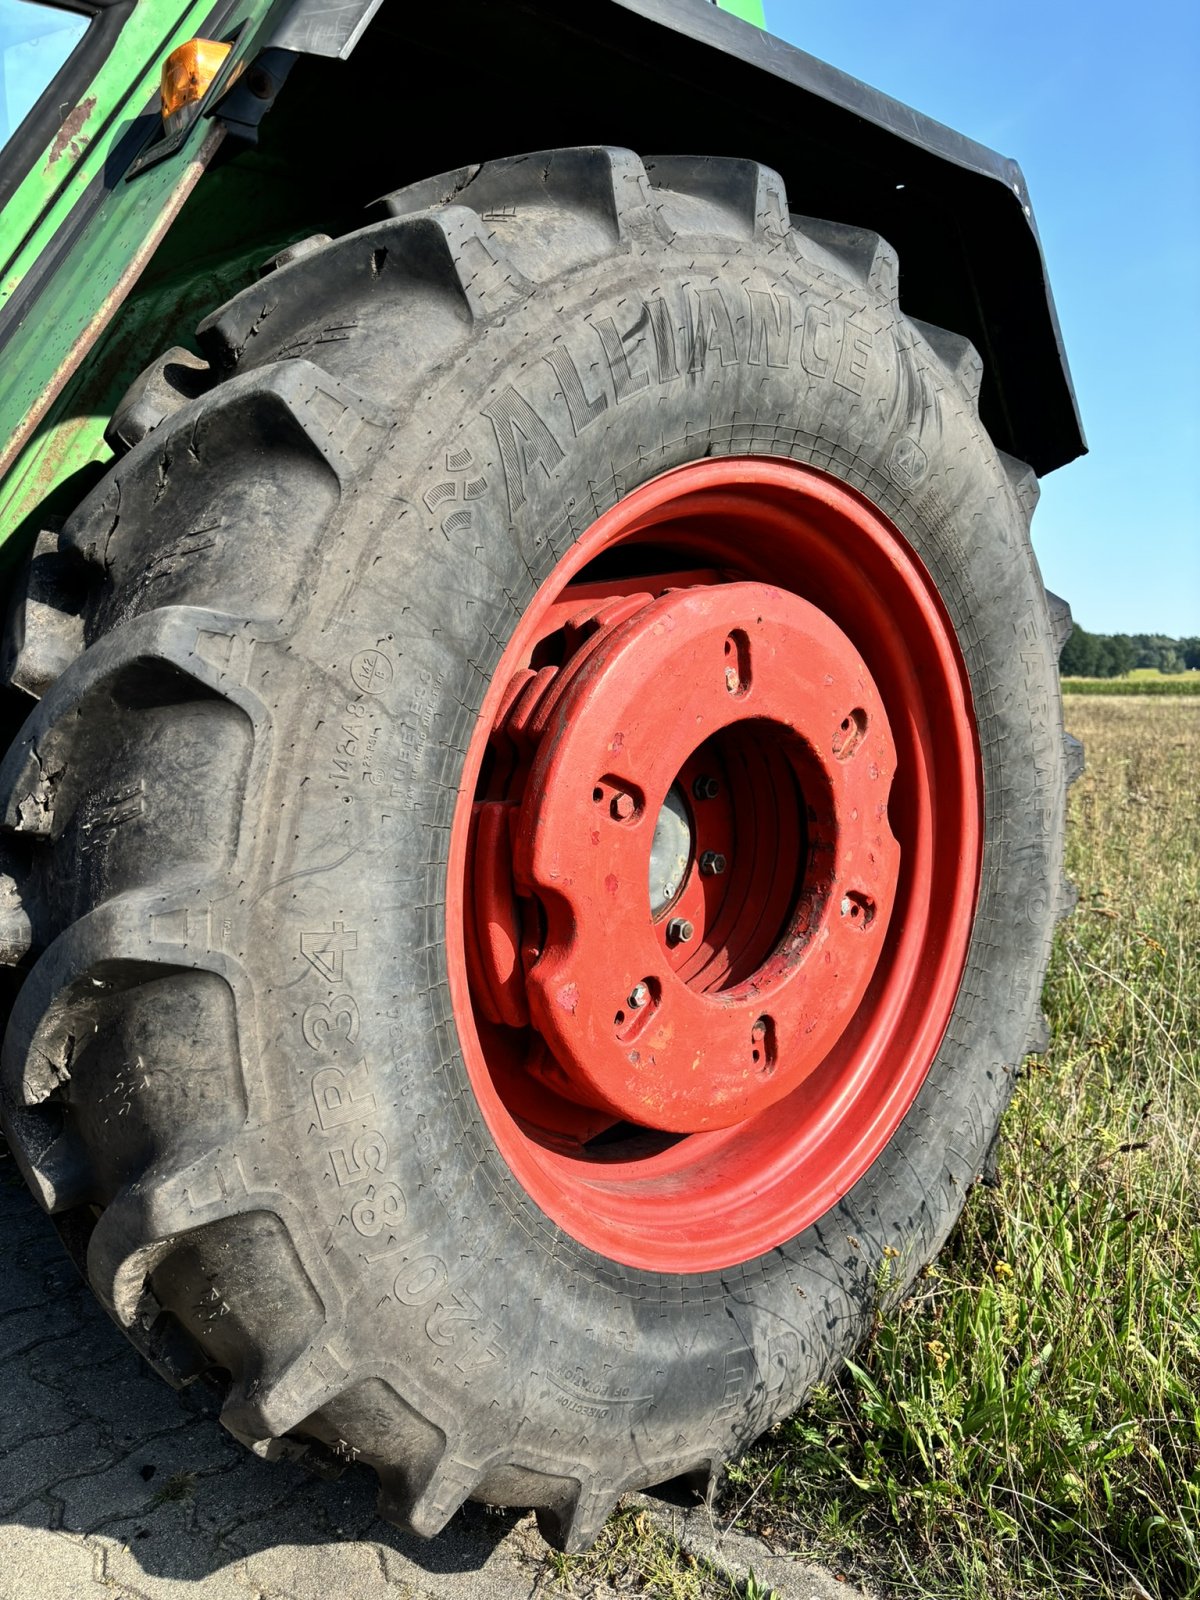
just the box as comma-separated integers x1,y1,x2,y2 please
0,1146,862,1600
0,1146,555,1600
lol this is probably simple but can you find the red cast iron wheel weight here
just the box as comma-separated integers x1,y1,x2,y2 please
447,457,982,1272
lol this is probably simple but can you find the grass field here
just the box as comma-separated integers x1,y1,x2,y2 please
713,695,1200,1598
1063,671,1200,696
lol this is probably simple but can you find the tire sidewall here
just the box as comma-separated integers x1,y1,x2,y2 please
212,234,1063,1475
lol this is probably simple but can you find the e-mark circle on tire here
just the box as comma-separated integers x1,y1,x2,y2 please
0,147,1070,1551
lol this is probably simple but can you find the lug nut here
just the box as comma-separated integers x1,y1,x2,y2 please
628,983,650,1009
610,791,635,821
700,851,727,876
692,774,720,801
667,917,695,945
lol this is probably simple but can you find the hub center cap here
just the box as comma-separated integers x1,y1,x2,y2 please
499,580,900,1132
648,785,691,915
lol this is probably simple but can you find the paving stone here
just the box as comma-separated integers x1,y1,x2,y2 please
182,1451,319,1547
0,1523,105,1600
0,1146,859,1600
91,1522,258,1600
0,1297,86,1366
55,1421,234,1534
245,1538,394,1600
0,1419,117,1517
0,1363,77,1452
0,1242,75,1310
55,1350,203,1447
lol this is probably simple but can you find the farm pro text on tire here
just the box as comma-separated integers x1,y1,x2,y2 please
0,149,1070,1549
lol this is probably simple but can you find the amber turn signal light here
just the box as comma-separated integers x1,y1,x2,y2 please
160,38,232,135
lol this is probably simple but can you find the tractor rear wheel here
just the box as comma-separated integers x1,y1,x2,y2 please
0,148,1072,1549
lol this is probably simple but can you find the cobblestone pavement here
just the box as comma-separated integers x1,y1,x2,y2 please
0,1148,865,1600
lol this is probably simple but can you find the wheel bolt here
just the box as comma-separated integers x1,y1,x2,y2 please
693,774,720,801
610,791,635,821
700,850,727,876
628,983,650,1009
667,917,695,945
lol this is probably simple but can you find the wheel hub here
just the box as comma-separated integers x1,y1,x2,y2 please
647,784,691,916
467,580,900,1133
450,457,982,1270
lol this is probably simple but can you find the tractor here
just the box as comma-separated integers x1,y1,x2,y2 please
0,0,1084,1551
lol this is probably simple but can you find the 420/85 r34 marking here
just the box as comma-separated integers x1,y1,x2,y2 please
450,457,983,1272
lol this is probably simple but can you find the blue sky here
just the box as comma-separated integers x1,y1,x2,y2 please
0,0,86,147
1,1,1194,631
767,0,1199,636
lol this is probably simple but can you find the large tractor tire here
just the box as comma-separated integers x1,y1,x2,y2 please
0,149,1074,1549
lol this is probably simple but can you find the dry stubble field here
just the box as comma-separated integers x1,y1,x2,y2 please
704,695,1200,1599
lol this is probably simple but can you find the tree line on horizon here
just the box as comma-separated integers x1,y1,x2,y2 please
1059,628,1200,678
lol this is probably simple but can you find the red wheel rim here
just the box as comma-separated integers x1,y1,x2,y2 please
447,458,982,1272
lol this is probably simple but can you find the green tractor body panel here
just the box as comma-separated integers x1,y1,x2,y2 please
0,0,246,576
0,0,1081,586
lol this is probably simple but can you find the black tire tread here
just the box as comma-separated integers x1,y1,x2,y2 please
0,146,1075,1548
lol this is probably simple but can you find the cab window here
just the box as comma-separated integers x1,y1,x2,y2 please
1,0,88,149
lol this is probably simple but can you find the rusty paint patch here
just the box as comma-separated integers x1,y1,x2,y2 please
1,126,225,489
46,98,96,167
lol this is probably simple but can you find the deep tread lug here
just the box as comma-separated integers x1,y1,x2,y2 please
909,316,984,404
0,604,268,837
790,216,900,304
379,1458,482,1539
103,359,389,497
198,211,530,374
220,1331,356,1443
249,359,392,480
377,166,482,220
380,147,662,256
105,347,212,454
1064,731,1085,786
2,890,238,1105
1025,1010,1051,1057
84,1188,182,1326
258,233,333,276
84,1130,344,1326
63,365,391,640
979,1123,1003,1188
1,528,87,699
1045,588,1073,654
1001,451,1043,523
69,364,379,572
1,889,264,1234
645,155,788,241
537,1485,620,1553
0,871,32,964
